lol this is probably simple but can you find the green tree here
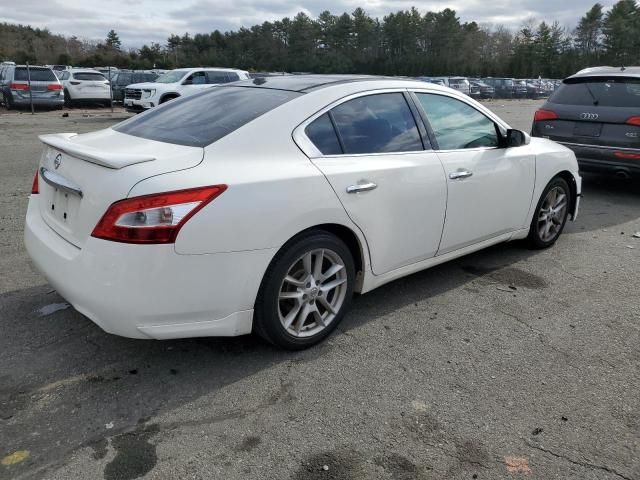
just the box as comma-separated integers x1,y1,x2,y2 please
105,29,121,50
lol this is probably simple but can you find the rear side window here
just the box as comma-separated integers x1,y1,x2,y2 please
330,93,423,154
207,71,231,84
14,68,57,81
416,93,498,150
550,78,640,108
305,113,342,155
114,86,301,147
73,72,106,81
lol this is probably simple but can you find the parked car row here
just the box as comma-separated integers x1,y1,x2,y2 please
418,76,560,99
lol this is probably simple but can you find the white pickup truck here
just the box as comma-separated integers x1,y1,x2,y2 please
123,67,250,112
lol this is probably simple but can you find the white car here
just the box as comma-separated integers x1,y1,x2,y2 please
24,76,581,349
58,69,110,106
123,67,250,112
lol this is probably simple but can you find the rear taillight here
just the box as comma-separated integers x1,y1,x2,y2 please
47,84,63,91
626,116,640,126
614,151,640,160
534,109,558,122
91,185,227,244
9,82,29,90
31,170,39,194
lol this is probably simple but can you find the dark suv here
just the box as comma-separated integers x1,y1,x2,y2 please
531,67,640,178
110,71,159,102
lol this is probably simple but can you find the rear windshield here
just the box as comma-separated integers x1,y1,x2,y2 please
14,67,56,81
114,86,301,147
550,77,640,108
73,72,106,81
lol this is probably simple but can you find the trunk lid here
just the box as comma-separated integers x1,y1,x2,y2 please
37,129,204,248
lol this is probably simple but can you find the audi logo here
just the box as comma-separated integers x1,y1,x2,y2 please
580,113,599,120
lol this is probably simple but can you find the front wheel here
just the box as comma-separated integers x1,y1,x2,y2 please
254,231,355,350
527,177,571,249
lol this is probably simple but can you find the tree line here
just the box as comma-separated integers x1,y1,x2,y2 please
1,1,639,79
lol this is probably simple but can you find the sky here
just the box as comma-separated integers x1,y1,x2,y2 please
0,0,619,48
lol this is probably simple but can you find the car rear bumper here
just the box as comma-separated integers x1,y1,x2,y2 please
24,196,276,339
558,141,640,176
12,96,64,107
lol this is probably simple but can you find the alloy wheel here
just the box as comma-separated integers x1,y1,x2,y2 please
278,248,348,338
537,186,568,242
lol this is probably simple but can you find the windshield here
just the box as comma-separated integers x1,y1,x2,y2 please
550,77,640,108
154,70,187,83
114,86,301,147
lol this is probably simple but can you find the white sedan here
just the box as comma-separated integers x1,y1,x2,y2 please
24,76,581,349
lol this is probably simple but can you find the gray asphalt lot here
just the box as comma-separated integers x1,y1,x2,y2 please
0,100,638,480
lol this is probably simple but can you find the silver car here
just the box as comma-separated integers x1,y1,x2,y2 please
0,65,64,109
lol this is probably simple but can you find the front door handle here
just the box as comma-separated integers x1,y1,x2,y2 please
346,182,378,194
449,169,473,180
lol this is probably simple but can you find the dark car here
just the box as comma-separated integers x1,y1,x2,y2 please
111,71,159,102
531,67,640,178
481,78,515,98
470,80,495,99
0,65,64,109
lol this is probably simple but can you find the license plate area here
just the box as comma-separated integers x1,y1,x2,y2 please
574,122,602,137
45,187,80,226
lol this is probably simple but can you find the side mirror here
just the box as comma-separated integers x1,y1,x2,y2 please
504,129,530,147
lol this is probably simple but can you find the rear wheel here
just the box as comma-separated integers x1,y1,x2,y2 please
527,177,570,249
4,92,13,110
254,231,355,350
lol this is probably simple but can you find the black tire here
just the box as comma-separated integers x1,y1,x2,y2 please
527,177,571,249
64,90,72,108
254,230,355,350
4,92,13,110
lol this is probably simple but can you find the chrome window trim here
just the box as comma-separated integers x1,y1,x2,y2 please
293,88,430,159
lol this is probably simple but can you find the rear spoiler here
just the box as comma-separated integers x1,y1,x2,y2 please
39,133,155,169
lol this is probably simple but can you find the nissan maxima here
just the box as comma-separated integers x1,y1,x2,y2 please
25,75,581,349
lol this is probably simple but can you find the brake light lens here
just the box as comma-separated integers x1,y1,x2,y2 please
91,185,227,244
534,109,558,122
9,82,29,90
47,83,63,91
626,116,640,126
31,170,39,194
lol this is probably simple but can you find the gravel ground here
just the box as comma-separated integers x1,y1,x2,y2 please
0,100,638,480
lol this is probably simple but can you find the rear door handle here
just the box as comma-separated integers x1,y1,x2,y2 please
346,182,377,194
449,169,473,180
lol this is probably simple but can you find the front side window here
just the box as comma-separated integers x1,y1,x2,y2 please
416,93,498,150
155,70,186,83
329,93,423,154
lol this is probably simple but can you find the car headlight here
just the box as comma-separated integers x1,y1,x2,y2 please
142,89,155,99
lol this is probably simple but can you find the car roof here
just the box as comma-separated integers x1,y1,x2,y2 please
226,74,430,92
570,66,640,79
172,67,248,73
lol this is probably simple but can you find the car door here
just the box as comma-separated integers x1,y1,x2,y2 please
301,91,448,275
413,92,535,254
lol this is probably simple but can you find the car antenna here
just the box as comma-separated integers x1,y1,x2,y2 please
621,65,626,71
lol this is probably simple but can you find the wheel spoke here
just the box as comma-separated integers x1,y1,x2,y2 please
317,295,336,315
294,303,311,333
282,303,302,329
554,193,566,209
312,309,325,327
302,253,313,275
284,275,305,287
321,277,347,292
319,263,344,282
313,249,324,280
279,291,302,300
